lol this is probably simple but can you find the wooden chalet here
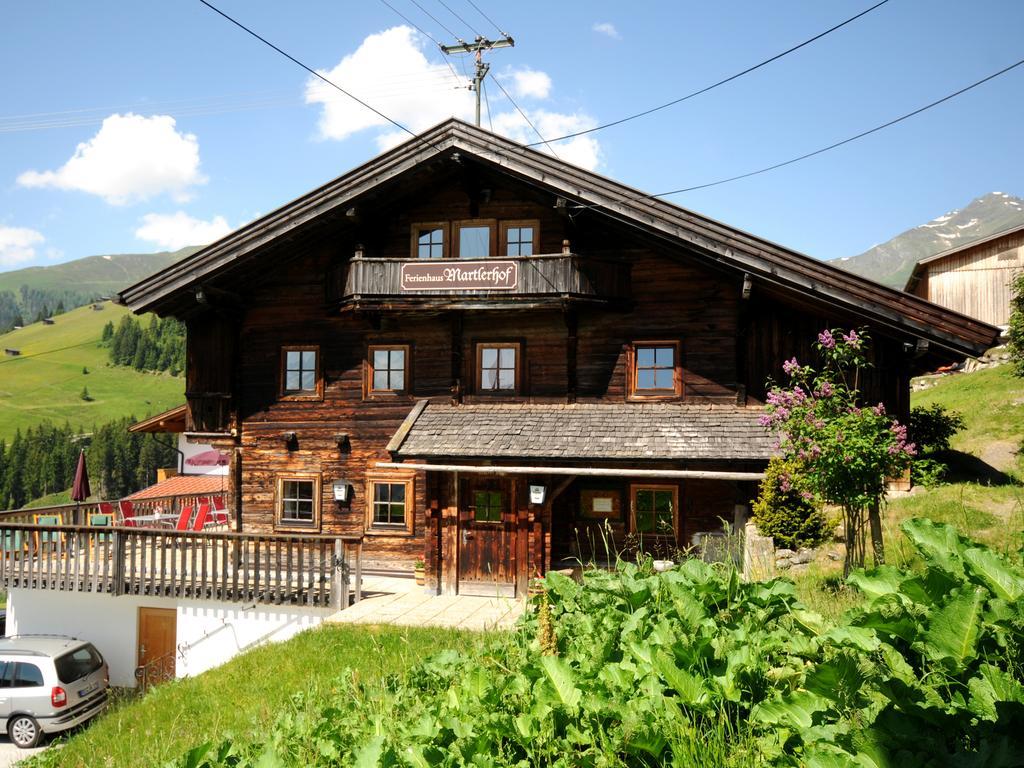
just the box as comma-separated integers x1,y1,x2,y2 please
905,223,1024,327
117,119,999,598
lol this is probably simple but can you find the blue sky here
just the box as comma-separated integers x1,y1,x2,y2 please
1,0,1022,270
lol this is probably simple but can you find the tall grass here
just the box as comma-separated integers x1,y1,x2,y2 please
28,624,486,768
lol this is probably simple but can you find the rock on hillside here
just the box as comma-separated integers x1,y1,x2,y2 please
831,192,1024,289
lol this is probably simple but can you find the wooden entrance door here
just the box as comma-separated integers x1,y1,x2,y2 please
137,607,176,688
458,478,516,596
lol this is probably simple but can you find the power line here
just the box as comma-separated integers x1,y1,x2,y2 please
435,0,482,39
408,0,463,42
464,0,507,37
376,0,466,83
198,0,443,152
487,72,557,158
0,339,104,366
575,55,1024,210
525,0,891,147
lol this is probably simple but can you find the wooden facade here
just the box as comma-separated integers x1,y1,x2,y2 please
118,120,999,597
905,225,1024,326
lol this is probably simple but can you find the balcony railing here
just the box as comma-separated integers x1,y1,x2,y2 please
335,253,630,307
0,522,362,609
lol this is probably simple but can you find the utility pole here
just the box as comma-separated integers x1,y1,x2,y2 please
440,35,514,127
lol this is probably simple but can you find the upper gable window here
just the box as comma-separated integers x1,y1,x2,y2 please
412,223,447,259
477,342,520,393
281,346,321,399
454,220,496,259
501,220,538,256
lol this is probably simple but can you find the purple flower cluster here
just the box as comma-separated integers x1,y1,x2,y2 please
843,329,862,349
782,357,800,376
889,422,917,456
818,329,836,349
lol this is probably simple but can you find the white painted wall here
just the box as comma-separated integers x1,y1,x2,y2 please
6,590,329,687
178,434,229,476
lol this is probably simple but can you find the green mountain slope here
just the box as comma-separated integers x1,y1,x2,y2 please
0,246,199,298
831,192,1024,288
0,303,183,442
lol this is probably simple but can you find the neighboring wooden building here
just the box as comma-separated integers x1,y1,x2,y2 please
905,224,1024,327
118,119,998,597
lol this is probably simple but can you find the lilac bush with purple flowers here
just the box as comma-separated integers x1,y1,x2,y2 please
760,329,915,573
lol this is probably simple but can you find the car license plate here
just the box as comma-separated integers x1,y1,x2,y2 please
78,682,98,697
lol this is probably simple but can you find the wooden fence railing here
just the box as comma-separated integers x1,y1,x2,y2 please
0,493,229,528
0,523,362,610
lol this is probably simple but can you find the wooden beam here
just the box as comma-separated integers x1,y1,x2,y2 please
386,400,428,453
373,461,764,481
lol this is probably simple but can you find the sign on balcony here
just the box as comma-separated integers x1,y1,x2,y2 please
400,260,518,291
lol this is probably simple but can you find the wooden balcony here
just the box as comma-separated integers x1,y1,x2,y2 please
185,391,233,436
334,253,631,310
0,521,363,609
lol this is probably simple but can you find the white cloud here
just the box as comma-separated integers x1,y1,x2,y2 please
508,68,552,100
307,27,602,170
135,212,231,250
0,226,45,267
592,22,620,39
306,26,473,143
17,113,206,205
491,110,602,171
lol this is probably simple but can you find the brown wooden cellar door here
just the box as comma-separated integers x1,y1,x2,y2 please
458,478,516,597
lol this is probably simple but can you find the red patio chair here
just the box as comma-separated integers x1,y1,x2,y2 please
210,496,229,526
191,503,212,531
175,505,194,531
98,501,115,519
118,500,137,528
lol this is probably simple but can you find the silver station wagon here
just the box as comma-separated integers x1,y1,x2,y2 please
0,636,109,748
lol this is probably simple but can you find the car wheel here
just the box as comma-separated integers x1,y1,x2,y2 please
9,714,41,748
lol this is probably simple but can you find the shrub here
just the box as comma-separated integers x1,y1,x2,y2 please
752,457,828,549
910,456,949,487
909,403,965,453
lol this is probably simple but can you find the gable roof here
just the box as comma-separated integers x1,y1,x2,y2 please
904,222,1024,292
118,118,998,357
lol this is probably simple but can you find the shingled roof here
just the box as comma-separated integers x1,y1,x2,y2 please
387,402,775,462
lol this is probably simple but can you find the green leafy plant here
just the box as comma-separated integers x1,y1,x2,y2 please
161,519,1024,768
752,457,829,549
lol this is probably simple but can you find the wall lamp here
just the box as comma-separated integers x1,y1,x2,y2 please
333,480,351,503
529,483,547,505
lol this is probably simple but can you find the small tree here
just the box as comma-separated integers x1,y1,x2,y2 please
760,329,916,574
1008,271,1024,376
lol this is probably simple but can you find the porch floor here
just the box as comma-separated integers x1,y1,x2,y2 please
329,574,524,631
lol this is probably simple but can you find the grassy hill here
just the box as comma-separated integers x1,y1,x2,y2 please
0,246,198,299
0,303,183,442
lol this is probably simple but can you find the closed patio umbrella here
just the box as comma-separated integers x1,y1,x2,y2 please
71,449,91,522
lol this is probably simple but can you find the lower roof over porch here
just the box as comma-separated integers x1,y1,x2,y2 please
386,400,776,470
